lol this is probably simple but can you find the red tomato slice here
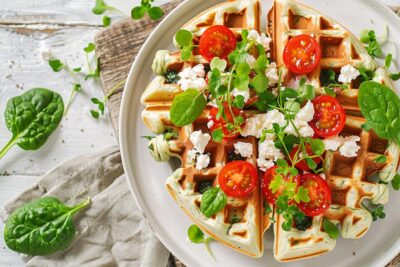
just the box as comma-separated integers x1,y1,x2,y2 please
289,145,322,171
219,161,258,198
298,174,331,216
209,103,242,140
283,34,321,74
199,25,237,62
261,166,300,205
309,95,346,138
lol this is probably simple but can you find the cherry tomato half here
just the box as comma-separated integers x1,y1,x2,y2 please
298,174,331,216
261,166,300,205
199,25,237,62
283,34,321,74
289,145,322,171
219,161,258,198
209,103,243,140
309,95,346,138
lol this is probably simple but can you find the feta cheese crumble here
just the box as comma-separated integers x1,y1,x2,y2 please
232,88,250,103
338,64,360,84
207,120,214,129
265,62,279,86
242,110,286,138
258,140,284,161
247,30,272,51
177,64,207,91
284,101,315,138
234,142,253,158
257,158,275,172
245,54,256,68
196,154,210,170
190,130,211,154
323,135,361,157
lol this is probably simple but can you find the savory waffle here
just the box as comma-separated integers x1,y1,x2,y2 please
147,112,270,257
270,0,400,261
141,0,260,134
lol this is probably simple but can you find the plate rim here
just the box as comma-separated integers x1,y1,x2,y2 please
119,0,400,266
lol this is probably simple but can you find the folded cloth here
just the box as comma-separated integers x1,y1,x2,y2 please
0,146,170,267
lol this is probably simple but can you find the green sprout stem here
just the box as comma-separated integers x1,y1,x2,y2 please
0,136,18,160
104,79,126,102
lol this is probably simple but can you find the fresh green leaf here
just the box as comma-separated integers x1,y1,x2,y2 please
233,95,245,109
175,29,193,47
252,73,269,92
310,139,325,156
212,129,223,142
298,84,315,101
305,157,317,170
254,54,268,73
217,85,228,95
389,73,400,81
374,155,387,163
170,89,207,127
73,67,82,72
92,0,108,15
131,5,147,19
210,57,227,72
254,90,275,111
360,29,371,44
269,175,283,193
4,197,90,255
200,187,227,218
281,88,298,100
385,53,393,69
358,67,375,82
73,83,82,92
364,204,386,221
102,15,111,27
90,109,100,119
282,213,293,231
284,100,300,116
391,173,400,190
0,88,64,159
84,43,95,53
294,186,310,203
187,224,204,243
322,218,339,239
276,159,288,167
148,6,164,20
181,46,192,61
208,69,221,98
324,87,336,97
276,195,289,214
358,81,400,146
264,202,272,214
48,59,64,72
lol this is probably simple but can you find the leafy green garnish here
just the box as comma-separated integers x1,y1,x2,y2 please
170,89,207,127
362,202,386,221
374,155,387,163
322,218,339,239
48,59,64,72
4,197,90,255
358,81,400,146
264,202,272,214
187,225,215,260
131,0,164,20
175,29,193,61
163,70,180,84
360,29,382,58
358,66,375,82
84,43,96,53
200,187,227,218
102,15,111,26
391,173,400,191
90,79,125,119
0,88,64,160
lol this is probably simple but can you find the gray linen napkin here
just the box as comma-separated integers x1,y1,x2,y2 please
0,146,170,267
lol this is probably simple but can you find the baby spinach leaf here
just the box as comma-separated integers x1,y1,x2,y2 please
322,218,339,239
4,197,90,256
0,88,64,159
200,187,227,218
170,89,206,127
358,81,400,146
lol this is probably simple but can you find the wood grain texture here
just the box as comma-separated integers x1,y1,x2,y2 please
94,2,400,266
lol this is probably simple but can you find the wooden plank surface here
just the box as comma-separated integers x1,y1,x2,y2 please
94,1,400,266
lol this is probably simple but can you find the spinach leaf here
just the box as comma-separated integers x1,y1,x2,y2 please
358,81,400,146
4,197,90,256
170,89,206,127
0,88,64,159
200,187,227,218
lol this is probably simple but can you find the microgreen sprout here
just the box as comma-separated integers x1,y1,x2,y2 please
92,0,127,26
90,79,126,119
362,202,386,221
131,0,164,21
360,29,383,58
384,53,400,81
391,173,400,191
187,224,215,260
175,29,194,61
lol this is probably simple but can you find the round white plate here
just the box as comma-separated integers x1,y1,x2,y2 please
120,1,400,266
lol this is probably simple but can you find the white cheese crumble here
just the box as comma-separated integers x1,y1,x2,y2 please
265,62,279,86
177,64,207,91
247,30,272,51
338,64,360,84
190,130,211,154
206,120,214,129
284,101,315,138
232,88,250,103
196,154,210,170
258,140,284,161
242,110,285,138
257,158,275,172
234,142,253,158
245,54,256,68
187,149,197,162
323,135,361,157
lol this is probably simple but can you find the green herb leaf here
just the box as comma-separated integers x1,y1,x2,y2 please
252,73,269,92
181,46,192,61
391,173,400,190
170,89,207,127
84,43,95,53
305,157,317,170
0,88,64,159
358,81,400,146
175,29,193,47
163,70,180,84
90,109,100,119
73,67,82,72
148,6,164,20
374,155,387,163
284,100,300,116
360,29,371,44
187,224,205,243
131,5,147,19
310,139,325,156
358,66,375,82
322,218,339,239
324,87,336,97
210,57,227,72
269,175,283,193
102,15,111,27
4,197,90,255
264,202,272,214
254,54,268,73
233,95,245,109
294,186,310,203
92,0,108,15
385,53,393,69
298,84,315,102
389,73,400,81
212,129,224,142
200,187,227,218
48,59,64,72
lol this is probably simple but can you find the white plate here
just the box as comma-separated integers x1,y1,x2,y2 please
119,1,400,266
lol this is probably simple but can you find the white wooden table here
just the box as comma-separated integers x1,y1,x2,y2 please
0,0,168,265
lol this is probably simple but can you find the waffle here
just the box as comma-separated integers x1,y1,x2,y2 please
269,0,400,261
141,0,260,134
